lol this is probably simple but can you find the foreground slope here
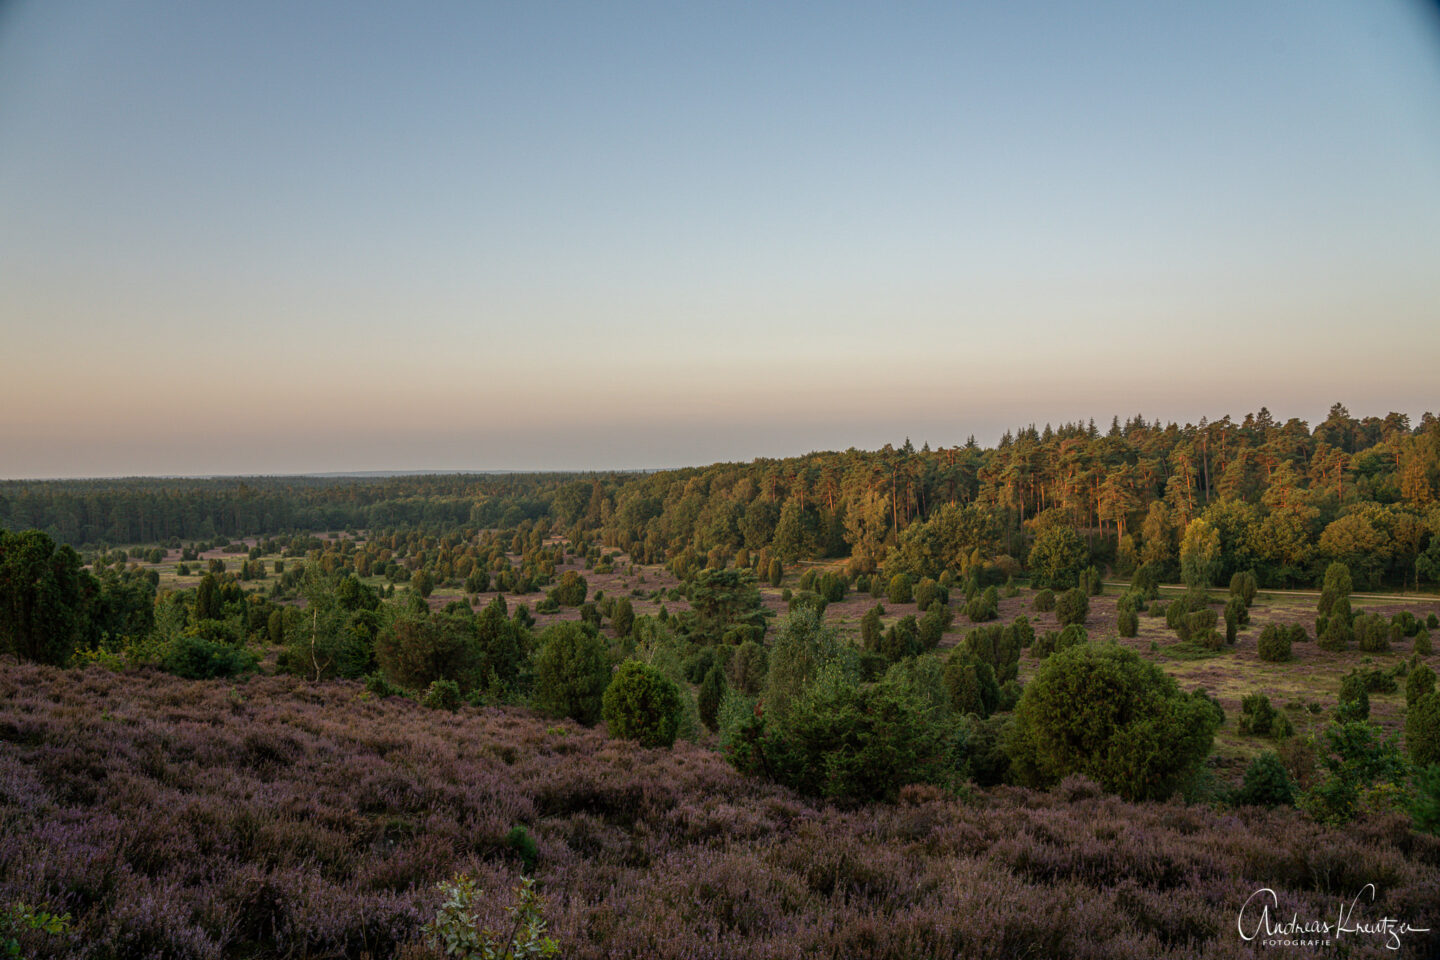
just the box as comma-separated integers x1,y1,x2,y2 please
1,662,1437,959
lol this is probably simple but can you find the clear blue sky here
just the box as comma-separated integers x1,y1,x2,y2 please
2,1,1438,477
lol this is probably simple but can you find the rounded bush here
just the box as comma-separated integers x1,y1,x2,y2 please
886,573,915,605
421,679,462,711
1257,624,1291,662
1054,588,1088,627
1009,643,1221,800
162,635,258,680
914,578,944,612
1117,607,1139,638
548,571,588,607
1033,588,1056,613
1234,752,1293,807
602,660,685,748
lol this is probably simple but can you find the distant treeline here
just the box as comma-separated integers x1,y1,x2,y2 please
5,403,1440,590
0,473,606,546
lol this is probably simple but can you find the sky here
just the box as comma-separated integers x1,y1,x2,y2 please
1,0,1439,478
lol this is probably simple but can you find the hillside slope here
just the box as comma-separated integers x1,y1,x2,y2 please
1,663,1437,959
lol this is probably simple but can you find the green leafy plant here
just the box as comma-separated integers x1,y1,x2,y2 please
2,902,70,959
422,678,463,711
425,874,558,960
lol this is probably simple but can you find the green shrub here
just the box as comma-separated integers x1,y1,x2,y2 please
1317,562,1351,615
1229,570,1258,608
1033,588,1055,612
960,713,1014,786
421,679,462,711
881,615,921,661
1129,563,1160,600
1336,682,1370,723
1415,627,1432,656
1116,606,1138,637
1008,643,1221,801
363,672,408,699
548,570,588,606
727,640,767,696
788,590,828,618
1408,662,1437,706
698,665,727,731
1238,694,1290,738
1233,752,1293,807
602,660,685,748
947,627,1016,695
1287,622,1309,644
375,612,482,692
1031,630,1058,659
1055,624,1088,652
913,577,945,612
943,650,999,718
1257,624,1291,662
1299,720,1409,825
1009,615,1035,651
1178,608,1217,644
1318,613,1352,652
1408,692,1440,766
1054,588,1088,627
1411,764,1440,835
776,665,958,802
1354,612,1390,653
1080,565,1102,597
966,586,999,623
464,567,490,593
162,635,258,680
1223,597,1245,644
860,604,883,651
918,603,953,649
886,573,914,605
1344,667,1397,695
532,622,611,726
505,825,539,872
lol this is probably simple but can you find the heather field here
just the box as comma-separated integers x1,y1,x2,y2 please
2,661,1438,959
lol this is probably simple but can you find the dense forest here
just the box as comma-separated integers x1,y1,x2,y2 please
7,404,1440,591
4,404,1440,956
